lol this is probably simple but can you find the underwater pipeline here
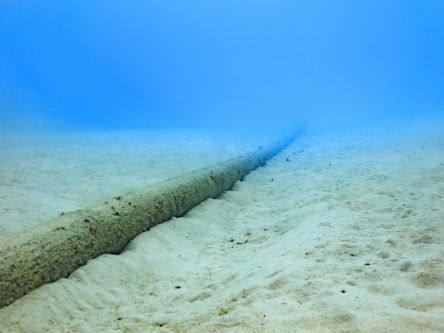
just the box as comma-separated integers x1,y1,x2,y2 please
0,131,300,308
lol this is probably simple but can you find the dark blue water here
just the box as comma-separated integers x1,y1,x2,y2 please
1,1,443,133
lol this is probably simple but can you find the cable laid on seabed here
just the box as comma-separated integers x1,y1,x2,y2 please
0,131,300,308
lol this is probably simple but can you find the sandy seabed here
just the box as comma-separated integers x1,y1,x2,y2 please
0,124,443,332
0,130,260,240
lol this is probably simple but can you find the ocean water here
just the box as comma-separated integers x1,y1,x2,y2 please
1,1,444,332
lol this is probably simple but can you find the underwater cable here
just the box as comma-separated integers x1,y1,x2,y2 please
0,131,300,308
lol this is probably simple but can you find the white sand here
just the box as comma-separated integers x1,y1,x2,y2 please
0,130,262,240
0,124,443,332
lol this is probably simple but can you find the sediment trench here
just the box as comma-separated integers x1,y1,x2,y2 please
0,132,299,308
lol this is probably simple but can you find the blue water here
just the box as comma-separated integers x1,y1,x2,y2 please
1,1,443,133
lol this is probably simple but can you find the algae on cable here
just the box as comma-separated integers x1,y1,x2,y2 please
0,133,299,308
